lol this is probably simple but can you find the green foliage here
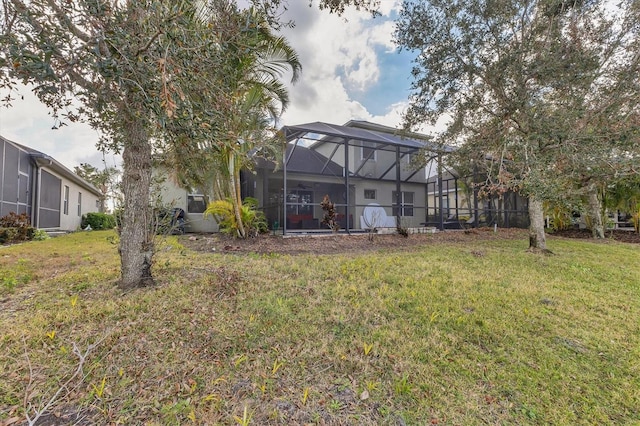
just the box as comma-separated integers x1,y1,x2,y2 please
32,229,50,241
544,202,573,231
204,198,267,238
161,3,301,240
81,213,116,230
74,163,120,212
395,0,640,247
604,176,640,232
1,258,35,295
631,204,640,234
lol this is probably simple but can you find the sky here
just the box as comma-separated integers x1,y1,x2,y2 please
0,0,426,172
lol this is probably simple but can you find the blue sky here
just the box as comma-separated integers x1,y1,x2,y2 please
0,0,429,171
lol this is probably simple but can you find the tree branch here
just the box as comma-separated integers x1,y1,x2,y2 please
23,334,109,426
44,0,92,43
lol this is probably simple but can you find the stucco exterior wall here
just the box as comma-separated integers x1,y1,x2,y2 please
156,175,218,233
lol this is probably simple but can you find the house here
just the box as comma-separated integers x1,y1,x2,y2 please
0,135,101,231
243,120,443,233
154,170,218,233
159,120,530,235
242,120,530,234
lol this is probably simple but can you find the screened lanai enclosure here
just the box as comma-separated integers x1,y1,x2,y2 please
241,121,530,235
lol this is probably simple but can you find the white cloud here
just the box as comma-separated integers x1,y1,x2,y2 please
1,1,421,172
376,0,402,17
279,2,407,127
0,85,114,170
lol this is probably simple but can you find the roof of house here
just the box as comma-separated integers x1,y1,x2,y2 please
2,136,102,197
255,144,343,176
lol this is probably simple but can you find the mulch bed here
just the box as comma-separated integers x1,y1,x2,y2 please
552,228,640,244
178,227,638,255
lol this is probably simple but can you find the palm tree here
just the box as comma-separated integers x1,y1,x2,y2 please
164,1,301,237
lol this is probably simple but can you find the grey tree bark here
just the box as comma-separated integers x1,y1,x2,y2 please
528,197,549,252
587,182,605,239
118,116,154,289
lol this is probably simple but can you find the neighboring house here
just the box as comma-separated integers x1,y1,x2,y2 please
0,135,101,231
154,170,218,233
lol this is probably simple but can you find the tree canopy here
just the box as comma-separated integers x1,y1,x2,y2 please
395,0,640,248
157,2,301,238
1,0,379,287
74,162,120,213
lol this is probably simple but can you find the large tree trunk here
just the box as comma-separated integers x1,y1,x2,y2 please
587,182,605,239
528,197,549,252
118,118,154,289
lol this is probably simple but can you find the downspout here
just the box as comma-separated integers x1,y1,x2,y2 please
34,167,41,228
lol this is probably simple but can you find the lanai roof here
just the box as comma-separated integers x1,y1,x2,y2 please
280,120,454,153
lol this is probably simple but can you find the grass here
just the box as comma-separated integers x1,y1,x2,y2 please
1,230,639,425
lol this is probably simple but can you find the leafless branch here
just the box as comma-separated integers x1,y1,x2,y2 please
23,333,109,426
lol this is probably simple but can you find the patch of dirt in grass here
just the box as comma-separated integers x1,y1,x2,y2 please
178,227,529,255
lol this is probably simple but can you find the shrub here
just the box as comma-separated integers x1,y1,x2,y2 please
81,212,116,230
204,198,267,238
0,212,35,243
32,229,50,241
320,195,340,232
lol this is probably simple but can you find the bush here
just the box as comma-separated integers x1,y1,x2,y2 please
81,212,116,230
0,212,35,244
32,229,50,241
153,207,185,235
204,198,267,238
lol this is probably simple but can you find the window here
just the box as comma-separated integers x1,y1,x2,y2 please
442,196,450,217
364,189,376,200
77,192,82,216
361,142,377,162
392,191,414,216
63,185,70,215
187,194,208,214
286,190,313,215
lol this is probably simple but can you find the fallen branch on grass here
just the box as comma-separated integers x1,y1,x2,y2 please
23,334,109,426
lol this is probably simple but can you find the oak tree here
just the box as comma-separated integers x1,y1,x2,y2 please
396,0,640,249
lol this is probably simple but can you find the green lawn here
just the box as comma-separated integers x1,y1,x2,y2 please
1,231,639,425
